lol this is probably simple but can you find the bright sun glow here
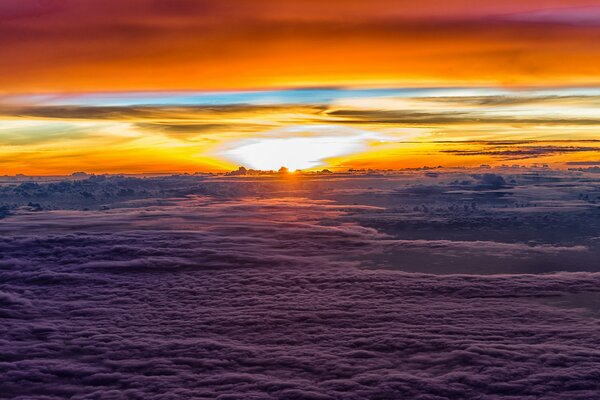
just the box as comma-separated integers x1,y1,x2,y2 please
221,126,380,171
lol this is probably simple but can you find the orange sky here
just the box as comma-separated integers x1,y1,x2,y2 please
2,0,600,92
2,0,600,174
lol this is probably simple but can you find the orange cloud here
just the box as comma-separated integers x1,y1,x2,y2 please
2,0,600,92
2,1,600,174
2,89,600,175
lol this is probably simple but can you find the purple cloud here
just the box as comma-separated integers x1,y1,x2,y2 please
1,171,600,398
505,7,600,26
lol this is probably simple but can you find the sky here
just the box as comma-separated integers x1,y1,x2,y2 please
2,3,600,396
2,0,600,174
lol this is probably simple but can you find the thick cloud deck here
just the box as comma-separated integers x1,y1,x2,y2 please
1,170,600,398
2,255,600,399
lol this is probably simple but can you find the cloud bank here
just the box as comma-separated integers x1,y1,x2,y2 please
1,170,600,398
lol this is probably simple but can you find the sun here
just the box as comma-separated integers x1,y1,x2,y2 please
220,125,381,171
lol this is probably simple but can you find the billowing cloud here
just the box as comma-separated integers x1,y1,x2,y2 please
2,226,600,398
1,170,600,398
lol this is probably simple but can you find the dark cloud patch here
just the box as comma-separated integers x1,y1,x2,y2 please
326,109,600,126
566,161,600,166
5,101,600,132
397,140,600,145
442,146,600,160
417,95,600,107
2,105,154,120
326,109,474,124
569,166,600,174
471,173,506,188
134,122,230,138
134,122,274,139
0,104,326,121
505,7,600,26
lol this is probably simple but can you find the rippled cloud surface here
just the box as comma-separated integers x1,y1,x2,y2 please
1,168,600,399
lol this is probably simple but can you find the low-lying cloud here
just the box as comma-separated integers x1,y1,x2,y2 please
1,171,600,398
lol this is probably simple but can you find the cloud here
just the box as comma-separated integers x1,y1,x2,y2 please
472,173,506,188
385,239,587,257
2,89,600,174
505,7,600,26
0,0,63,21
415,94,600,107
566,161,600,166
3,1,600,91
2,229,600,398
0,104,327,121
327,108,600,126
0,120,97,146
1,171,600,398
442,146,600,160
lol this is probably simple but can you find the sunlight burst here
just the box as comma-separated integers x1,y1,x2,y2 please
221,126,379,171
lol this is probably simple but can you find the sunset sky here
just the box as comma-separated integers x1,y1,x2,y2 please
2,0,600,174
3,3,600,398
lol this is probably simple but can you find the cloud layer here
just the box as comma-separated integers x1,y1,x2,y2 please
2,234,600,399
2,1,600,90
2,88,600,174
1,170,600,398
